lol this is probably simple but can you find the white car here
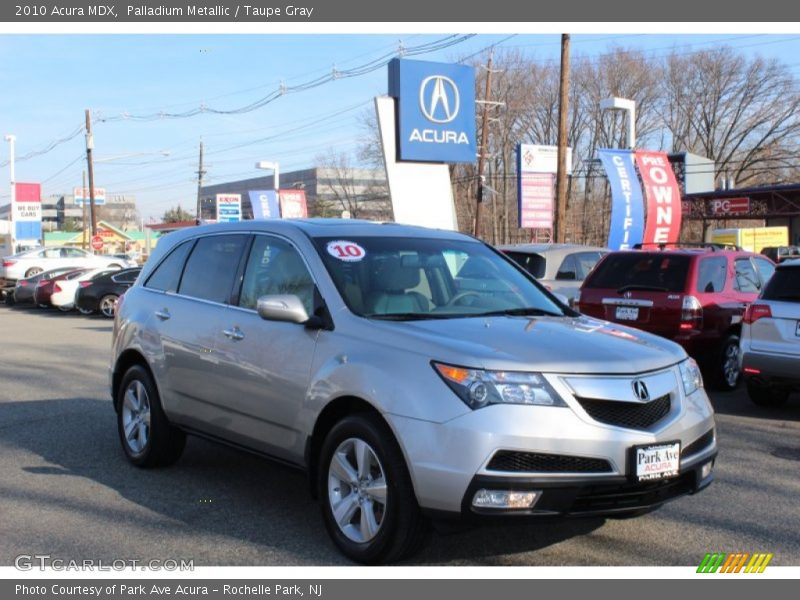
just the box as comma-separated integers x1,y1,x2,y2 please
498,243,608,302
51,267,121,312
1,246,135,283
740,258,800,407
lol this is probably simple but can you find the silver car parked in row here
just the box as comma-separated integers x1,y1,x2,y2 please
741,258,800,406
110,220,716,563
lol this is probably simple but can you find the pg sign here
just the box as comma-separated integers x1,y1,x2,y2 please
388,58,476,163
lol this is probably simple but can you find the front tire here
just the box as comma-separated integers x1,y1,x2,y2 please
318,414,427,564
746,379,790,407
116,365,185,467
716,334,741,391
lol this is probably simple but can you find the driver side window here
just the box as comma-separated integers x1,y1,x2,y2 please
239,236,315,314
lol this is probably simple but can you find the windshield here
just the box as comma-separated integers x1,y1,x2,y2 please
313,236,565,320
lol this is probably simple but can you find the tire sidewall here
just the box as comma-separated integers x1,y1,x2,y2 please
318,415,406,563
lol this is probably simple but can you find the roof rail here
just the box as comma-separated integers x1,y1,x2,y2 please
632,242,741,252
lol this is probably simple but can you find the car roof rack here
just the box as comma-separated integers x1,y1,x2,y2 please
632,242,741,252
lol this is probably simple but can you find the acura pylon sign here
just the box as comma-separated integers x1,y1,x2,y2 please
388,58,476,163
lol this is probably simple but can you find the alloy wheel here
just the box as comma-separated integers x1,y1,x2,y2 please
723,343,740,388
327,437,388,544
121,380,151,455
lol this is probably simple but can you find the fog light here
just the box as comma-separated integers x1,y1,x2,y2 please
472,489,540,510
701,461,713,480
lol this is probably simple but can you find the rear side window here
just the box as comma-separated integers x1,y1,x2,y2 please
504,251,546,279
734,258,761,293
113,270,140,284
179,235,248,304
695,256,728,293
753,257,776,286
583,253,690,292
557,251,604,281
762,267,800,302
145,241,194,293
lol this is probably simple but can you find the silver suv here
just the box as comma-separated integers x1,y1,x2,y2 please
110,220,716,563
741,258,800,406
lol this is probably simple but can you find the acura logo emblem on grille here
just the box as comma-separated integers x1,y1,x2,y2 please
632,380,650,402
623,291,633,299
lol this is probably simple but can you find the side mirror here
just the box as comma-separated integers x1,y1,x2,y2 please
553,292,570,306
257,295,310,324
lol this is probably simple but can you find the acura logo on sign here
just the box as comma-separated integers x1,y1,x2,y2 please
632,380,650,402
419,75,460,123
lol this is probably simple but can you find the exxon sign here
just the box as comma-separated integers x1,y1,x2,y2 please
388,58,476,163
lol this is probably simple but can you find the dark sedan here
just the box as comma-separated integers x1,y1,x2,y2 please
75,267,140,317
8,266,82,306
33,268,91,308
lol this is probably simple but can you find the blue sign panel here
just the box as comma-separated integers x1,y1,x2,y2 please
388,58,476,163
249,190,280,220
598,149,645,250
15,221,42,241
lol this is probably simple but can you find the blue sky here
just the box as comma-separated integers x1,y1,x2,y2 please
2,33,800,222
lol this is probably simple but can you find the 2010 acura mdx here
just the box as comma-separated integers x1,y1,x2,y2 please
110,220,717,563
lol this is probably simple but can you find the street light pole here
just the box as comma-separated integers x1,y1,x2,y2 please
255,161,279,192
600,97,636,149
4,134,16,251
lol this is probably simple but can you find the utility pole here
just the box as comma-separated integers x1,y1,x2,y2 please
554,33,571,243
81,170,88,249
195,140,205,225
473,50,495,238
84,109,98,237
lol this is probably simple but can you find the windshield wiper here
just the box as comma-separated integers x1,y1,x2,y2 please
616,284,670,293
475,307,563,318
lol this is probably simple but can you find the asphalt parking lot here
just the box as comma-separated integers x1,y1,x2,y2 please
1,304,799,567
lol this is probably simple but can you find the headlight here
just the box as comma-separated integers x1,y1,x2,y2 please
432,362,567,410
679,358,704,396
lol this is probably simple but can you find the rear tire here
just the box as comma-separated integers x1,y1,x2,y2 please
25,267,42,277
99,294,119,318
746,379,790,407
715,335,741,391
116,365,185,468
57,304,72,313
77,305,95,315
318,414,428,564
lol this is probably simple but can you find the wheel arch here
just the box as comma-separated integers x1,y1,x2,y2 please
305,395,401,499
112,349,157,412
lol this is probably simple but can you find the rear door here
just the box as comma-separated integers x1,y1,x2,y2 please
749,265,800,357
579,252,690,336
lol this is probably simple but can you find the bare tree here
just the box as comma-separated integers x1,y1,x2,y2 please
315,149,391,220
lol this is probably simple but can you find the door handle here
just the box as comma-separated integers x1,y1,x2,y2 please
223,327,245,341
155,309,171,321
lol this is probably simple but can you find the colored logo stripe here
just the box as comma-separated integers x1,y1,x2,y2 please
697,553,773,573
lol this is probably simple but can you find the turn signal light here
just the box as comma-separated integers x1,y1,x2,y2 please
744,304,772,324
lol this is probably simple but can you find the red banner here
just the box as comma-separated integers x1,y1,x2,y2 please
15,182,41,203
278,189,308,219
634,151,682,245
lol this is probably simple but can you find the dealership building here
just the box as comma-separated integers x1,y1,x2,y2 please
199,166,390,221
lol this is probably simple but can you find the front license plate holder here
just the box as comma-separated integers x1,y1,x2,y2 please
629,441,681,482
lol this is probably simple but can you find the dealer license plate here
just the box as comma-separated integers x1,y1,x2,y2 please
616,306,639,321
632,441,681,482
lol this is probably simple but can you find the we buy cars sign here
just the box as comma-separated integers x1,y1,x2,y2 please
634,151,682,245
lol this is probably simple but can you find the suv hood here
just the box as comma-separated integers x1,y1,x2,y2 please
368,315,686,374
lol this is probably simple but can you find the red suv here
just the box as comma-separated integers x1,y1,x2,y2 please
577,247,776,389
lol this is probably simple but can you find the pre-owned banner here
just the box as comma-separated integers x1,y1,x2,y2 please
278,189,308,219
634,151,683,246
597,149,644,250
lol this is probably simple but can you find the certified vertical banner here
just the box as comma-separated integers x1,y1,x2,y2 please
597,149,644,250
249,190,280,220
634,151,683,246
518,173,554,229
